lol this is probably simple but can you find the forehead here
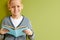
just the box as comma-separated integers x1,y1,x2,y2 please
10,0,22,6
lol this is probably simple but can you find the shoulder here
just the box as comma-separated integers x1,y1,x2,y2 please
2,16,10,22
22,16,32,27
23,16,31,22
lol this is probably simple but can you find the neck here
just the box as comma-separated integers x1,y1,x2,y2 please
11,15,21,19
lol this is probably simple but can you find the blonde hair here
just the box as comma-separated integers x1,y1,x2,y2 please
8,0,22,8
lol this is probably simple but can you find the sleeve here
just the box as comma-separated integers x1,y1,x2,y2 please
1,18,6,27
0,34,4,40
27,19,35,40
0,18,6,40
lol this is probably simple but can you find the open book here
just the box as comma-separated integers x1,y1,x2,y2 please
2,25,28,37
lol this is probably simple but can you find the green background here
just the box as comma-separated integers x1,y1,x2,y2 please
0,0,60,40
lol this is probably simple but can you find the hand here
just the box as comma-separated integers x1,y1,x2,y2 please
23,29,33,35
0,28,9,34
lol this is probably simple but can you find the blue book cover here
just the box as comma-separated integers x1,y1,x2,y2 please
2,25,28,37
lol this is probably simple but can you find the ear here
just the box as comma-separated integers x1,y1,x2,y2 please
21,4,23,9
7,4,11,11
8,6,11,11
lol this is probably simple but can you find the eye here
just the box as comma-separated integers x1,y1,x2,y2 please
11,6,15,8
17,5,20,7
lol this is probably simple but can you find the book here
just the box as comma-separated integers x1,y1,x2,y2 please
2,25,28,37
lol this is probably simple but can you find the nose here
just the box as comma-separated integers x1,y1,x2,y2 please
14,6,18,12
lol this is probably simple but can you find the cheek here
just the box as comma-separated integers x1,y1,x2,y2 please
11,9,14,12
18,8,21,11
10,9,14,13
19,7,23,11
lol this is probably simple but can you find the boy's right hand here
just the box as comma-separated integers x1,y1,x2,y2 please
0,28,9,34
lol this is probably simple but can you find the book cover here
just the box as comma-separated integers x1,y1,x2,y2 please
2,25,28,37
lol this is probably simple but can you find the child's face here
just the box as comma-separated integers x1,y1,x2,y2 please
9,0,23,16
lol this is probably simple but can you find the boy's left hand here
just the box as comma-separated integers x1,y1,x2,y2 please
23,29,33,35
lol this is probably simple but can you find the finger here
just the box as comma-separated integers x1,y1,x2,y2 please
1,28,9,32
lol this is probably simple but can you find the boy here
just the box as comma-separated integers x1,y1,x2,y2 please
0,0,34,40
